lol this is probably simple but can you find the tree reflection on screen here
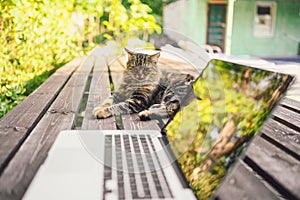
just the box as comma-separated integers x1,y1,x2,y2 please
166,59,293,199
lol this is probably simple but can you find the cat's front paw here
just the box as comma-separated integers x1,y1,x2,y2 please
138,110,151,121
93,106,112,119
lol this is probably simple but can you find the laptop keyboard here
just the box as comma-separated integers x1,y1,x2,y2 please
103,134,173,199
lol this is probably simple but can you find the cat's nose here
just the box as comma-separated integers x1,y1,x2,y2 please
137,71,144,79
137,75,144,80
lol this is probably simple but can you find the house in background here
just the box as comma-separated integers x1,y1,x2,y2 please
163,0,300,56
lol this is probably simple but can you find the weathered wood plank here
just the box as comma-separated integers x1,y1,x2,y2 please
280,97,300,113
260,118,300,159
160,44,209,72
272,105,300,131
108,56,125,91
0,57,83,174
159,56,199,76
81,54,117,130
245,137,300,199
0,56,94,200
213,160,279,200
122,114,161,130
0,44,298,200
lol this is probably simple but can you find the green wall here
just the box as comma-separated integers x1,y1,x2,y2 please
230,0,300,56
164,0,299,56
183,0,207,45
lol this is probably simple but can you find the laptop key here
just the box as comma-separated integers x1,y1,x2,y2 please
115,135,125,199
103,134,173,199
131,135,151,199
104,135,113,199
123,135,139,198
147,135,173,198
140,136,165,198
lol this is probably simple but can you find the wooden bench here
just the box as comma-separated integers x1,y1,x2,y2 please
0,45,299,200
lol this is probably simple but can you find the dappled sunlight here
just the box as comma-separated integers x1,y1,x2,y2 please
0,0,161,118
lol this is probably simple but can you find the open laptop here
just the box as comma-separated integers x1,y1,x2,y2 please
24,59,295,200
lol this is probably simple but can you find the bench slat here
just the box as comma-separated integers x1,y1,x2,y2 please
1,44,299,200
122,114,161,130
245,136,300,199
108,56,125,91
213,160,279,200
0,58,82,174
272,105,300,129
0,56,94,200
159,56,200,76
281,97,300,113
261,118,300,159
212,98,300,199
82,55,117,130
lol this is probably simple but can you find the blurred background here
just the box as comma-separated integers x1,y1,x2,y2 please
164,0,300,57
1,0,299,118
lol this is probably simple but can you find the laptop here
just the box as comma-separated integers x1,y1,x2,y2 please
24,59,295,200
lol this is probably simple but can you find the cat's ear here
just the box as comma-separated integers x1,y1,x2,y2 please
150,51,160,63
125,48,134,58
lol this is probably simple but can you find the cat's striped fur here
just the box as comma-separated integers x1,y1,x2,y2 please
93,48,195,120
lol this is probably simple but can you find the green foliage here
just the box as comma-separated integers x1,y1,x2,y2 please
0,0,161,118
102,0,161,43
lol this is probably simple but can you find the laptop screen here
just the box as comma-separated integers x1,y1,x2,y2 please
165,59,294,199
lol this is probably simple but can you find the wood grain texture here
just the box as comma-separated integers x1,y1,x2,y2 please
0,56,94,200
272,105,300,129
280,97,300,113
108,56,125,90
159,56,199,76
0,57,83,174
122,114,160,130
1,45,300,200
215,97,300,200
81,55,117,130
245,137,300,199
213,160,279,200
260,118,300,158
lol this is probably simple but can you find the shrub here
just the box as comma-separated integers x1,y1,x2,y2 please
0,0,161,118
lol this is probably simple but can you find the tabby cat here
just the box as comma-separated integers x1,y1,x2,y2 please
93,48,196,121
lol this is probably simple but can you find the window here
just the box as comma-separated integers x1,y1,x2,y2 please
254,2,276,37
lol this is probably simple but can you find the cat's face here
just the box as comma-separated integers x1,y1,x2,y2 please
124,48,160,82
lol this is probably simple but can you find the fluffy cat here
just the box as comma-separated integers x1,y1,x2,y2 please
93,48,195,121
